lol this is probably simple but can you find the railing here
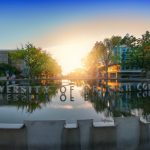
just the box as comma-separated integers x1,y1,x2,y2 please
0,77,150,81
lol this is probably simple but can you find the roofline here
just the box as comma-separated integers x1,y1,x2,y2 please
0,49,18,52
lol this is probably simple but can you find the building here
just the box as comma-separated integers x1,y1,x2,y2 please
97,45,145,79
0,50,27,77
114,45,144,78
0,50,9,64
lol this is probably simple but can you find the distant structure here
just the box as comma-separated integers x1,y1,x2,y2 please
97,45,144,79
0,49,27,77
0,50,9,64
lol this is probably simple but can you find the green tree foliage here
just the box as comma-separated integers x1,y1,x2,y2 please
111,36,122,48
84,31,150,76
120,34,137,48
7,83,59,113
83,41,104,75
125,31,150,71
139,31,150,71
84,36,121,76
9,43,61,78
0,63,20,76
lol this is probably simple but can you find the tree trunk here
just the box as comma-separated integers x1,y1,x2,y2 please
105,63,108,89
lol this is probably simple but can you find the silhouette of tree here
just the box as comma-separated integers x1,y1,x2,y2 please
9,43,61,78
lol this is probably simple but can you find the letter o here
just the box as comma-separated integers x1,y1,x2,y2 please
60,86,66,93
60,94,66,101
143,91,147,97
143,83,148,90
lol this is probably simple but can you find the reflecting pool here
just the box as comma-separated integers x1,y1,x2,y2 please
0,80,150,124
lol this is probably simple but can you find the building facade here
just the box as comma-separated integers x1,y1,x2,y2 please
0,50,9,64
0,50,27,77
97,45,144,79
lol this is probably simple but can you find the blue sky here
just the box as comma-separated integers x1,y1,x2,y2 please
0,0,150,73
0,0,150,48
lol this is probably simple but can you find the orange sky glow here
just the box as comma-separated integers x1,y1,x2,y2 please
38,17,150,74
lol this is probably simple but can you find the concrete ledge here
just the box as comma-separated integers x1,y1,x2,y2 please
93,121,115,127
64,123,78,129
0,118,149,149
0,123,24,129
0,120,117,130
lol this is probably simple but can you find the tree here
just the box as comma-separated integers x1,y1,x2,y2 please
120,34,137,48
101,39,114,80
125,31,150,72
140,31,150,71
0,63,20,76
9,43,61,78
84,36,120,78
111,36,122,48
83,41,104,76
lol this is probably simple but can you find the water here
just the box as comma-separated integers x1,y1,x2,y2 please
0,80,150,124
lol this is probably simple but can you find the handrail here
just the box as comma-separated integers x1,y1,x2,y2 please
0,77,150,81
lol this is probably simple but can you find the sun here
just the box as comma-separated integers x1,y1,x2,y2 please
47,44,91,75
57,45,84,75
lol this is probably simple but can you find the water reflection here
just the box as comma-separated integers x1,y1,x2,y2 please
0,80,150,123
0,81,60,113
85,80,150,121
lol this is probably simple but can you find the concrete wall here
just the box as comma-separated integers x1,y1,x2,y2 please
0,51,8,64
0,128,26,150
0,117,150,150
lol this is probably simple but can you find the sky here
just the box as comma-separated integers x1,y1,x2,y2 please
0,0,150,74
